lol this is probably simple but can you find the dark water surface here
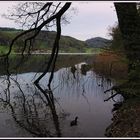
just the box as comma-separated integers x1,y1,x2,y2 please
0,54,122,137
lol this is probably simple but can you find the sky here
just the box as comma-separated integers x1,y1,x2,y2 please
0,1,118,41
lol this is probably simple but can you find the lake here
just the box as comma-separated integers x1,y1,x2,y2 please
0,54,123,137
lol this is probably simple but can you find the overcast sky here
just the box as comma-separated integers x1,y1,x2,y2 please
0,1,118,41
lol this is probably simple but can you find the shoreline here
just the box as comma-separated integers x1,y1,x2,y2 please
12,52,99,55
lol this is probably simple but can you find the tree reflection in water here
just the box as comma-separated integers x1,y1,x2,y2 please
0,55,120,137
0,60,63,136
0,57,77,137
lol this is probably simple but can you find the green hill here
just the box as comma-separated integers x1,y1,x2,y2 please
85,37,111,48
0,27,92,54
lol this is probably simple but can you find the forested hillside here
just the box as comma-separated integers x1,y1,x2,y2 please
0,27,89,53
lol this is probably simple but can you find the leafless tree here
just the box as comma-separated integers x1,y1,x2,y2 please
1,2,71,89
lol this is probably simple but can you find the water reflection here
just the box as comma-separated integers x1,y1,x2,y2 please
0,55,122,137
0,75,63,137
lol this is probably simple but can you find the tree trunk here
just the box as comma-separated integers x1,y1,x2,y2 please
114,3,140,81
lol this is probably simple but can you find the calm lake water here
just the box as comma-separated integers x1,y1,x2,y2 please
0,54,122,137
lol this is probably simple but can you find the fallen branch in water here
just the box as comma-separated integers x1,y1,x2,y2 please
104,85,123,102
104,93,119,102
104,85,121,94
